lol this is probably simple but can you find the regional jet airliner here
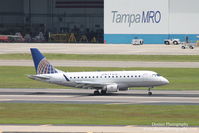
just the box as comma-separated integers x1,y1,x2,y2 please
28,48,169,95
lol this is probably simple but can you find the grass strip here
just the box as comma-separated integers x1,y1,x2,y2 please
0,103,198,126
0,54,199,62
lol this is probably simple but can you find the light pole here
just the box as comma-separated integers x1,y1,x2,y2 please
29,0,32,32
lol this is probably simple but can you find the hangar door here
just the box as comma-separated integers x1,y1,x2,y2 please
52,0,104,43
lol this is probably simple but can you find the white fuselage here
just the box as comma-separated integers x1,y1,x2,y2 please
29,48,169,95
34,70,169,91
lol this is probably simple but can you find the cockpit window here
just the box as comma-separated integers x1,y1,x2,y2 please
152,73,161,77
156,74,161,76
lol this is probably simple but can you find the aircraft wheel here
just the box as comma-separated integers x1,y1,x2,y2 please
189,46,194,49
148,87,153,96
101,90,107,95
173,41,178,45
94,90,100,95
164,41,170,45
148,92,152,96
181,46,186,49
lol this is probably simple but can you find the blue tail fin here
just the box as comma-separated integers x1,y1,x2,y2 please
30,48,57,74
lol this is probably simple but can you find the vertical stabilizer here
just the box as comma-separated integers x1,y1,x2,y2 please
30,48,58,74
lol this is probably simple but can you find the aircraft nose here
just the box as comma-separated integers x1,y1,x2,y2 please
161,77,169,85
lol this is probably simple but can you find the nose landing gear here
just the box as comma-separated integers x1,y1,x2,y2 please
148,91,152,96
148,87,153,96
101,90,107,95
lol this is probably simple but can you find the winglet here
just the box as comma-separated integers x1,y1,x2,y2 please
30,48,58,74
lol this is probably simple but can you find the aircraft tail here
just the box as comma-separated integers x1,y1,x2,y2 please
30,48,58,74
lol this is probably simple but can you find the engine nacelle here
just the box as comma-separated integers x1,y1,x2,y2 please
118,84,128,91
106,84,118,92
118,87,128,91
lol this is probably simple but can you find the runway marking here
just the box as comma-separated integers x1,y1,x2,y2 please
0,99,13,101
0,95,74,98
125,125,137,128
101,96,199,100
40,124,53,127
105,103,131,105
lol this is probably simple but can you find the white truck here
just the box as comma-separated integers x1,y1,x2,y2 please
132,39,144,45
164,39,180,45
181,42,195,49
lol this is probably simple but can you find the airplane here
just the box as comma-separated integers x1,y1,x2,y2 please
28,48,169,95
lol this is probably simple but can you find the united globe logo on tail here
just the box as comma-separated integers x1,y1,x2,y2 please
30,48,58,74
37,58,57,74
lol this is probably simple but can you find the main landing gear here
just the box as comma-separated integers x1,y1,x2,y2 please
94,90,100,95
101,90,107,95
148,87,153,96
94,90,107,95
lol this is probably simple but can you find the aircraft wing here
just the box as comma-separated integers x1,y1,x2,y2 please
74,81,111,89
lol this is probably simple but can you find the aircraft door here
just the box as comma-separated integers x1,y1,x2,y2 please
143,73,151,81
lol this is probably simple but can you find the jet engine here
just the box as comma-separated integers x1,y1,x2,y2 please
118,84,128,91
105,84,118,92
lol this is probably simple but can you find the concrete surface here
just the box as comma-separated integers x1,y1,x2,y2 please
0,124,198,133
0,43,199,55
1,60,199,68
0,88,199,105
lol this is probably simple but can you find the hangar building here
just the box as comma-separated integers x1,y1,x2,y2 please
0,0,198,44
104,0,199,44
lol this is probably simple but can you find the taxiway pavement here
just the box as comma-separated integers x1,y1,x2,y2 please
0,88,199,105
1,60,199,68
0,124,198,133
0,43,199,55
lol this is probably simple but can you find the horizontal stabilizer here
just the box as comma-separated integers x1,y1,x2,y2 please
27,75,50,80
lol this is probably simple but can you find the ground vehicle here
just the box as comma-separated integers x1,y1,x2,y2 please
0,35,24,42
181,43,195,49
164,39,180,45
8,35,24,42
0,35,9,42
132,39,144,45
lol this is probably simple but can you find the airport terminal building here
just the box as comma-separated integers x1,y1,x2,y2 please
0,0,198,44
